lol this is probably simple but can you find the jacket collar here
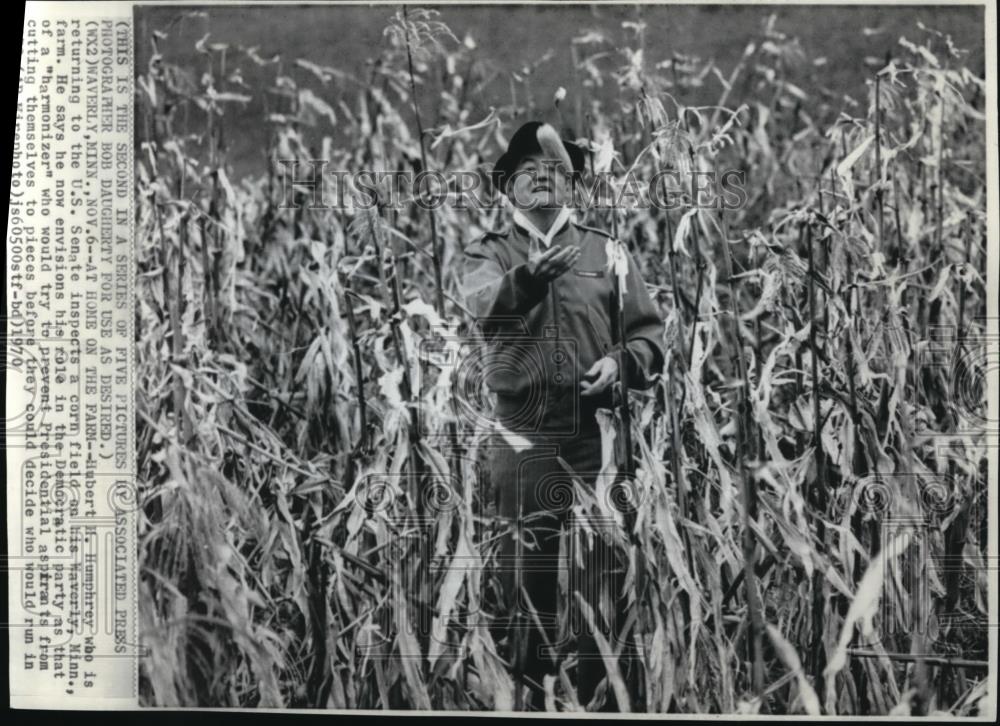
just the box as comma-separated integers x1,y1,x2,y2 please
512,206,576,248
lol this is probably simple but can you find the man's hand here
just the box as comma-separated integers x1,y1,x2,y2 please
581,355,619,397
527,244,581,283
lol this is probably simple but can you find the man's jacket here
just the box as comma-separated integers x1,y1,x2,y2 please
459,219,665,433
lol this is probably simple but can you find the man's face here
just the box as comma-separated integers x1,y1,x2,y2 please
507,153,574,211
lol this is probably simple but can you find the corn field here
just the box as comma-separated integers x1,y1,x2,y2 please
135,7,992,714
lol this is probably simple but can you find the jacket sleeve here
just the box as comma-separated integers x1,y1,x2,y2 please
621,249,665,389
459,238,549,338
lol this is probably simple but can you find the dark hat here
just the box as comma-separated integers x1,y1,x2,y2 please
491,121,586,194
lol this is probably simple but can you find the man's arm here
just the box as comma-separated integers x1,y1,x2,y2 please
459,238,580,338
459,239,547,337
621,249,666,389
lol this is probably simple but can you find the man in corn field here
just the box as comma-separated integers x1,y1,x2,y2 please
459,121,665,710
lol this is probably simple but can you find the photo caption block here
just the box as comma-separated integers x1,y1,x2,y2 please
8,2,137,709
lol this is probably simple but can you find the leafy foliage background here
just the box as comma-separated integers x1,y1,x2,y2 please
135,5,991,714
